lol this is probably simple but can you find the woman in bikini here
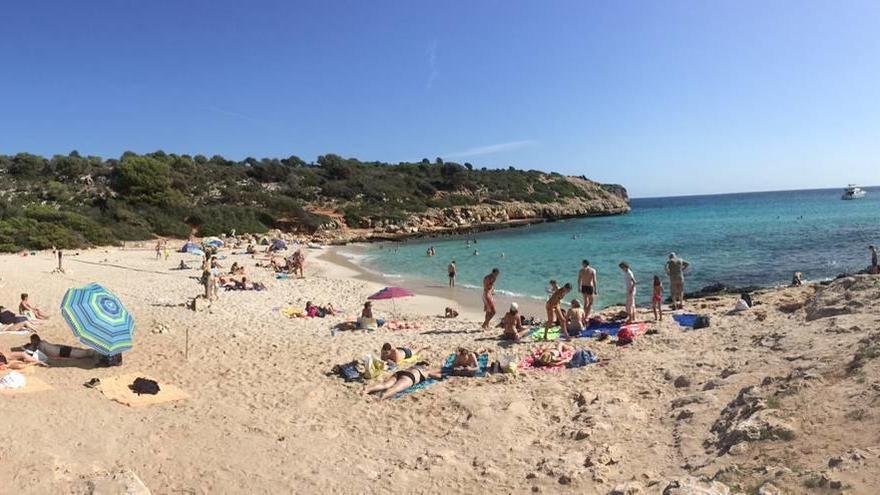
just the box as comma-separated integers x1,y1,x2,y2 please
534,342,575,367
363,361,444,401
0,349,46,370
501,303,530,341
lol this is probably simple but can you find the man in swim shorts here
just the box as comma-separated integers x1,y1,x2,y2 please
447,260,456,288
481,268,500,329
577,259,598,319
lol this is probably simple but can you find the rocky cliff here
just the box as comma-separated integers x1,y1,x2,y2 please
313,176,630,243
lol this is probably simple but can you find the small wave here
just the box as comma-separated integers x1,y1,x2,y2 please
380,273,403,279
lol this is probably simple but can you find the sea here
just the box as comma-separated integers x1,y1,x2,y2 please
344,187,880,309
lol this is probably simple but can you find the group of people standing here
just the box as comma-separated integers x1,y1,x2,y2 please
475,253,691,337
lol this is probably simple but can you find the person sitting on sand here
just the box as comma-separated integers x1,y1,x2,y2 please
534,342,575,368
19,294,50,320
363,361,444,401
501,303,530,341
545,283,573,339
177,260,190,270
0,350,47,370
22,334,97,360
566,299,587,334
361,301,373,319
246,243,256,254
444,307,459,318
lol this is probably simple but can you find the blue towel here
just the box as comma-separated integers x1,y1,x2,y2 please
393,354,490,399
578,321,622,338
673,314,699,328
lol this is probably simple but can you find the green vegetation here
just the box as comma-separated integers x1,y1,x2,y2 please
0,151,622,251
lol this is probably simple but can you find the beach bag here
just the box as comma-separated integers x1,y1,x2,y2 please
362,355,386,380
337,361,363,382
568,349,597,368
693,315,711,329
97,354,123,367
130,377,160,395
617,327,634,345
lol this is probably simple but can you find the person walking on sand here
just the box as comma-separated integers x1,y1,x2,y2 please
155,241,162,260
481,268,500,329
447,260,457,288
620,262,637,324
664,253,689,310
578,259,598,319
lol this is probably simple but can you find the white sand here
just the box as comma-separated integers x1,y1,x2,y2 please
1,247,879,494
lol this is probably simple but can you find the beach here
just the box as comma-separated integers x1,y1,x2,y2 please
2,245,880,494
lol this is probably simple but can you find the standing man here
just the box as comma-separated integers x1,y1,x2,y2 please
870,245,878,274
481,268,500,329
577,259,598,319
664,252,690,310
619,262,637,324
447,260,457,288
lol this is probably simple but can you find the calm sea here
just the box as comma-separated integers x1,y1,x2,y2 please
347,187,880,309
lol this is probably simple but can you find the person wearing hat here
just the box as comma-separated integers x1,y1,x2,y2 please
664,253,690,310
501,302,529,340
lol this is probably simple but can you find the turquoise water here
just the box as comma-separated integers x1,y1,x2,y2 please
353,187,880,308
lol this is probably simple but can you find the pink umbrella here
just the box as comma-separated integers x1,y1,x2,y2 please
367,287,414,315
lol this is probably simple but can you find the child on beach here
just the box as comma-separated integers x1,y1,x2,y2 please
652,275,663,321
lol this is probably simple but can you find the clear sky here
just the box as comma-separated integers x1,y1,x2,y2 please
1,1,878,197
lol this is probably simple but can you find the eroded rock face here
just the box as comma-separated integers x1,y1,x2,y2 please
806,275,880,321
314,176,631,243
709,385,797,454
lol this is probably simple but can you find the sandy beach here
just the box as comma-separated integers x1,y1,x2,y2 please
2,245,879,494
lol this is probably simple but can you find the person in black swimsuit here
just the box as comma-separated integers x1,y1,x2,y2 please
362,361,444,401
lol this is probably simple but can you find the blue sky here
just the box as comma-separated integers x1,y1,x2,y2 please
1,1,878,197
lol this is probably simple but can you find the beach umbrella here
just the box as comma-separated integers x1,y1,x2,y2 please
179,241,199,253
60,283,134,356
367,286,414,315
270,239,287,251
204,237,224,248
186,247,205,257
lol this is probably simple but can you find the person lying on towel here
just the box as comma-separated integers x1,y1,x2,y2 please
363,361,444,401
534,343,575,367
380,343,427,364
22,334,98,360
0,349,46,370
448,347,481,377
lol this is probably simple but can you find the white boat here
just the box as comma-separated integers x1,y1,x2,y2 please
841,184,866,200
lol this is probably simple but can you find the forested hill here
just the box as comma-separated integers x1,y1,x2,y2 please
0,151,629,251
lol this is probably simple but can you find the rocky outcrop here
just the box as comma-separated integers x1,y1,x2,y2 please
313,176,630,244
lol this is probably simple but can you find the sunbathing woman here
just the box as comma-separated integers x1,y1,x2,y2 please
380,343,421,364
534,342,575,367
363,361,443,401
501,303,530,341
0,349,46,370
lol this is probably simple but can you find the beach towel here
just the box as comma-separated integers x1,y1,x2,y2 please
530,326,561,342
578,321,622,338
98,373,188,407
519,348,575,372
275,273,289,280
673,314,700,329
619,322,649,339
392,353,490,399
0,371,53,395
441,353,490,377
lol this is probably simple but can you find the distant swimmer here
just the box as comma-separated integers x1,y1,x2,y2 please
473,250,479,256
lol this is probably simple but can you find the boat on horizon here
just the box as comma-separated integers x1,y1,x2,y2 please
841,184,867,200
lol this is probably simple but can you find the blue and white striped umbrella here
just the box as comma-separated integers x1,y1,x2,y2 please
60,283,135,356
